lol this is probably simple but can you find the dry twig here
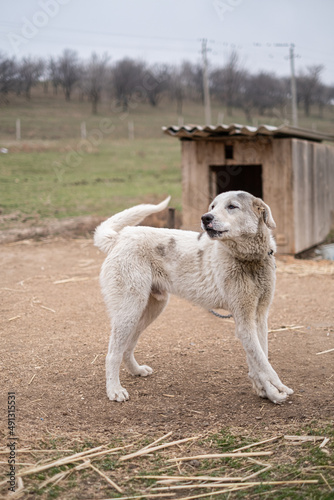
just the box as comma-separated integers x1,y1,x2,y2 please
88,462,123,493
168,451,273,463
151,479,319,492
137,474,244,483
101,495,174,500
120,436,200,462
232,435,282,452
268,325,304,333
316,348,334,355
53,277,90,284
284,435,326,442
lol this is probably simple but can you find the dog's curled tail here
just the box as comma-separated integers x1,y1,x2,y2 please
94,196,171,253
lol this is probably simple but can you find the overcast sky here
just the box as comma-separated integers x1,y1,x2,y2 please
1,0,334,85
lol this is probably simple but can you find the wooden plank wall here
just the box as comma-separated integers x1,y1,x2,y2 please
267,139,294,253
292,139,334,253
181,140,211,231
327,144,334,230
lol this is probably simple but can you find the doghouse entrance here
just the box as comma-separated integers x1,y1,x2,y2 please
210,164,263,199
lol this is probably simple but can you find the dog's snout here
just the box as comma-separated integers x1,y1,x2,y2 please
201,213,214,225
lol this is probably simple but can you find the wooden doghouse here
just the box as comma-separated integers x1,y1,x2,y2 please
163,124,334,254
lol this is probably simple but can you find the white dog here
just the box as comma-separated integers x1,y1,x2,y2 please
94,191,293,404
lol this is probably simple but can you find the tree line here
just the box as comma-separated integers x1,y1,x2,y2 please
0,49,333,120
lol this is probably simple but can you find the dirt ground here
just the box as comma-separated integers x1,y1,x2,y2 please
1,236,334,446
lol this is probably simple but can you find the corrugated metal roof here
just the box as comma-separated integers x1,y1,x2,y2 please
162,123,334,142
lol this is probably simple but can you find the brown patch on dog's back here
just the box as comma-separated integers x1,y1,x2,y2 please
155,244,166,257
168,237,176,250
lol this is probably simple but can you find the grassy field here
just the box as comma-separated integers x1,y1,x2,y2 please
1,86,334,142
0,138,182,223
0,88,333,225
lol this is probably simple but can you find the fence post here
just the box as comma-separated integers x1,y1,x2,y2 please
81,121,87,139
128,120,134,140
16,118,21,141
167,207,175,229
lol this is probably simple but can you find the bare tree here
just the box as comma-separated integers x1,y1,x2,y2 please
145,63,170,107
211,51,243,116
82,52,110,114
249,72,286,115
168,61,203,115
0,53,17,104
297,65,324,117
181,61,203,102
17,56,44,99
238,71,253,122
311,80,333,118
49,56,62,95
169,65,186,115
111,58,146,111
58,49,81,101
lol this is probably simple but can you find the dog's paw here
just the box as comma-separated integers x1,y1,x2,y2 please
265,381,293,404
107,383,129,402
261,378,293,404
131,364,153,377
250,373,293,404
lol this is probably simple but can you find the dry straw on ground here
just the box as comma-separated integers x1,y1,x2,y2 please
1,431,330,498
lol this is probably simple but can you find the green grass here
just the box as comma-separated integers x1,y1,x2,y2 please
206,427,334,499
3,425,331,499
0,137,182,224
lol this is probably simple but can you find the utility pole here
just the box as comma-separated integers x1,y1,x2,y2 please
289,43,298,127
201,38,212,125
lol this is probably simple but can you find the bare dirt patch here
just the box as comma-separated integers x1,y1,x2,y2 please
0,215,104,244
1,237,333,447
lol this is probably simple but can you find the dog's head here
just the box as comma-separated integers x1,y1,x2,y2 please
201,191,276,241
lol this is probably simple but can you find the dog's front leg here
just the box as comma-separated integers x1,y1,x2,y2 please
235,318,293,404
256,305,269,358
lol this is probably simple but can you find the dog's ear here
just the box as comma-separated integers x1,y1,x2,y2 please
253,198,276,229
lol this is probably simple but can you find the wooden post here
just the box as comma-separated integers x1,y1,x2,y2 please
81,121,87,139
167,207,175,229
128,120,134,140
289,44,298,127
202,38,212,125
16,118,21,141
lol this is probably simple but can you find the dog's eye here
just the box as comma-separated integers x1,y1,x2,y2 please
210,204,215,210
227,204,237,210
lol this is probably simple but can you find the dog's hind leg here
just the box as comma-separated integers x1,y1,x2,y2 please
106,291,168,402
105,295,149,402
123,292,169,377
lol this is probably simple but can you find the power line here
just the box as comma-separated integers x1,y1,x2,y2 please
0,21,198,44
